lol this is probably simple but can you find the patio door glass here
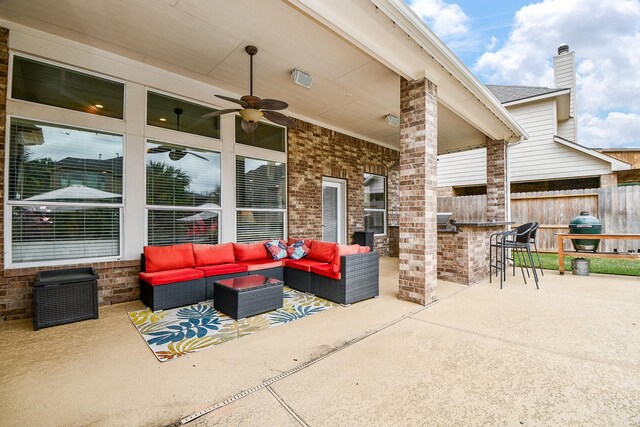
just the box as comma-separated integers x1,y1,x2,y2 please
322,178,346,244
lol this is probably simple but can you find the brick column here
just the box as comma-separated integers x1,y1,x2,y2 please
398,77,438,305
486,139,507,221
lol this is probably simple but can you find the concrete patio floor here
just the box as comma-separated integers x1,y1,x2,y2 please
1,258,639,426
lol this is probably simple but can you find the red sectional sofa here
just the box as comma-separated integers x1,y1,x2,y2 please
139,239,379,311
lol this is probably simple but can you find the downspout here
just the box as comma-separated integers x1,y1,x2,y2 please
505,135,525,228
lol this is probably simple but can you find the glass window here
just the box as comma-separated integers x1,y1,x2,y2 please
147,92,220,139
7,118,124,264
364,173,386,235
235,116,286,152
11,56,124,119
236,156,286,242
146,140,221,245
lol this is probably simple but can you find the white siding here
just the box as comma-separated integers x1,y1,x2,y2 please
437,98,612,187
437,149,486,187
509,100,609,181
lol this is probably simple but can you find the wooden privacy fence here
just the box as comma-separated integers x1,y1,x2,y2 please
438,185,640,252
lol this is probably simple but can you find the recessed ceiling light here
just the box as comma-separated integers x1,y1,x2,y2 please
94,104,104,109
159,117,167,122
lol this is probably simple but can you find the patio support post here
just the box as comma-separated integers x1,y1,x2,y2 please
486,139,508,221
398,77,438,305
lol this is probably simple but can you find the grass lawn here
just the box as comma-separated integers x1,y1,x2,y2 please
521,252,640,276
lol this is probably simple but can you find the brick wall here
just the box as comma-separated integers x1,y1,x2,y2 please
486,138,507,221
437,226,505,285
287,119,399,256
398,77,438,305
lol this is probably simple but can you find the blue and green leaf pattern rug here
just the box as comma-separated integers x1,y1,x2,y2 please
129,287,335,362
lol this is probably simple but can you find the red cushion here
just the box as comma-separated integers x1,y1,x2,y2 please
194,263,247,277
139,268,204,286
144,243,195,273
238,259,284,271
310,263,341,280
193,243,235,266
233,242,270,262
307,241,337,263
285,258,329,272
358,246,371,254
331,244,361,273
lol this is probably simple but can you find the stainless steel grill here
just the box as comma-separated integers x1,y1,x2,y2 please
437,212,457,232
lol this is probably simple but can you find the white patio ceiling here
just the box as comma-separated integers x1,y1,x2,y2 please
0,0,522,152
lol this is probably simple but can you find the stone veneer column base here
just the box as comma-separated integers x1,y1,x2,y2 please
398,77,438,305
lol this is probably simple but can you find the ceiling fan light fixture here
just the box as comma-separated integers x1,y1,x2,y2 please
240,108,264,123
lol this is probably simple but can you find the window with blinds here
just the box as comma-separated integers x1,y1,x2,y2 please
12,56,124,119
236,155,286,242
146,140,221,246
7,118,124,264
364,173,386,235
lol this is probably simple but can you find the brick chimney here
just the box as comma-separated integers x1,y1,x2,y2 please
554,44,577,142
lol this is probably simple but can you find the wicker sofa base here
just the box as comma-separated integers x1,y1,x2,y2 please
140,278,207,311
309,252,379,305
284,267,311,293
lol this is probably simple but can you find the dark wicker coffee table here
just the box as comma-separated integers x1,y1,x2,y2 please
213,275,284,319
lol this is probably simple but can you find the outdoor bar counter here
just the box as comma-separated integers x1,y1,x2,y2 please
437,221,512,285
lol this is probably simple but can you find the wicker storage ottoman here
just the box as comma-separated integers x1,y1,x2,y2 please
33,267,99,330
214,275,283,319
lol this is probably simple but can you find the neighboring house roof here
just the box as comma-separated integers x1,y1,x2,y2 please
486,85,568,104
554,137,631,171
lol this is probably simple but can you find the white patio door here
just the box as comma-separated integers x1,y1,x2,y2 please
322,178,346,244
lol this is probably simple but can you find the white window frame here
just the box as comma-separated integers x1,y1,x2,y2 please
234,154,287,242
364,173,387,237
4,115,126,268
143,138,222,246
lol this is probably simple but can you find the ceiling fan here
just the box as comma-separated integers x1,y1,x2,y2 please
147,145,209,161
202,45,296,134
147,107,209,161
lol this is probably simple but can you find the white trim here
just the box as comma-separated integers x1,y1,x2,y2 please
502,89,571,107
554,136,631,171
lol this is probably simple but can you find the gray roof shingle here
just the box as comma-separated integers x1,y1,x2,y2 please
486,84,568,103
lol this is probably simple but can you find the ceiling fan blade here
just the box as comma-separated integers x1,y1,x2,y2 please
258,99,288,110
215,94,248,108
147,146,172,154
263,110,297,128
201,108,241,118
241,119,259,134
240,95,262,108
187,152,210,161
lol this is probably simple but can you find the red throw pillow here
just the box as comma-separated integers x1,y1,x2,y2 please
193,243,235,266
358,245,371,254
307,241,337,263
233,242,270,262
144,243,195,273
331,244,361,273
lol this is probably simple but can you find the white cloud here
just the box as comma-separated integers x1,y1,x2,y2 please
487,36,498,51
580,112,640,148
472,0,640,147
408,0,470,39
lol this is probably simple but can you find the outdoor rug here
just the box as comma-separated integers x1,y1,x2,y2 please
128,287,335,362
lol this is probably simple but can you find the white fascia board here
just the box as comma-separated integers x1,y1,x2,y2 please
503,89,571,107
554,136,631,171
